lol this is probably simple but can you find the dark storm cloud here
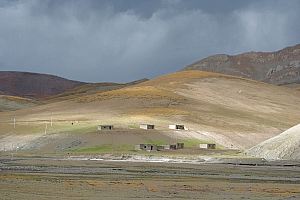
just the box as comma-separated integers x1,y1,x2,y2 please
0,0,299,82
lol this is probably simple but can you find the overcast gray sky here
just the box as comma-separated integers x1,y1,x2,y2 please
0,0,299,82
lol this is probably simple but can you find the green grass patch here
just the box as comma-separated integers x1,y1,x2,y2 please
144,139,168,145
61,125,96,134
128,124,139,129
45,122,98,135
178,138,211,148
72,144,134,153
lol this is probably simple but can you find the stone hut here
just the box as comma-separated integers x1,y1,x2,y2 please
176,143,184,149
135,144,157,151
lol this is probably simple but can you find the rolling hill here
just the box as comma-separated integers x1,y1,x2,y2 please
1,70,299,152
184,44,300,85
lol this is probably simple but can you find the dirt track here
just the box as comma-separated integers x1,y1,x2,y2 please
1,156,300,199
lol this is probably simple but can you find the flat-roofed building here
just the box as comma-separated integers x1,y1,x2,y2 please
135,144,157,151
176,143,184,149
199,143,216,149
169,124,185,130
98,125,113,131
140,124,155,130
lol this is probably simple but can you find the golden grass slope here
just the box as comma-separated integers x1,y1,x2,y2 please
43,82,124,102
44,79,148,102
77,86,185,103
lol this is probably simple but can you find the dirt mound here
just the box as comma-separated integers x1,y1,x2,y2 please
247,124,300,160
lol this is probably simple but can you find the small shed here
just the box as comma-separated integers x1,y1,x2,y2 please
160,144,171,150
98,125,113,131
199,143,216,149
154,143,184,151
157,145,165,151
140,124,155,130
169,124,185,130
135,144,157,151
176,143,184,149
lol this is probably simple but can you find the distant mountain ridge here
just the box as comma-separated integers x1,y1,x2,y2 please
0,71,85,98
184,44,300,85
0,71,149,100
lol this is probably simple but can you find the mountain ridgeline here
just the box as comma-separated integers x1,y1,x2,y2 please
0,71,86,98
184,44,300,85
1,44,300,100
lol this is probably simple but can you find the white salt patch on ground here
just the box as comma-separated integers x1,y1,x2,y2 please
64,155,206,164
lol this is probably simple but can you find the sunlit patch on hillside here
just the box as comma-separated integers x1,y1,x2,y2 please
126,107,188,116
77,86,185,103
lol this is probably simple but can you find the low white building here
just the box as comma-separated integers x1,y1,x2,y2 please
199,143,216,149
140,124,155,130
98,125,113,131
169,124,185,130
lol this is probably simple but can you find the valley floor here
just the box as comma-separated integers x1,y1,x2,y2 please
0,156,300,200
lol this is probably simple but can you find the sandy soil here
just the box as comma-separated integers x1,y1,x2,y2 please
0,156,300,200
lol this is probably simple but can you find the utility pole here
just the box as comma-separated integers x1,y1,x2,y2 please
50,113,53,127
45,122,48,135
111,132,114,155
13,117,16,129
11,144,14,160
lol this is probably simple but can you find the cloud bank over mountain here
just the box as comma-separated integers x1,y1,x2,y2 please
0,0,299,82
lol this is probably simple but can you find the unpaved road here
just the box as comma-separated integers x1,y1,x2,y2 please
0,156,300,199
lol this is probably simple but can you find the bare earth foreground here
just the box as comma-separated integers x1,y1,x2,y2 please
0,156,300,200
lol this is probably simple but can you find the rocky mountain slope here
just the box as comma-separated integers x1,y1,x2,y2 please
0,71,85,98
184,44,300,85
247,124,300,160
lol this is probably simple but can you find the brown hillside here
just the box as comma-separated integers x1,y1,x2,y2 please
0,71,85,98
